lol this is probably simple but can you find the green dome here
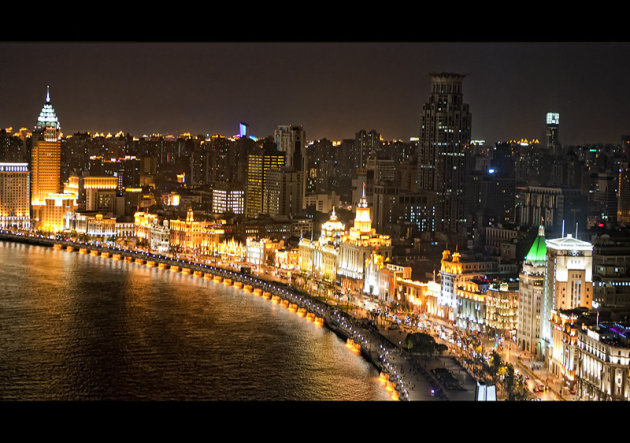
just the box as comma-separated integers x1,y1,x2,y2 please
525,226,547,264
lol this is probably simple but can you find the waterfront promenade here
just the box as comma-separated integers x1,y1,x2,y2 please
0,231,485,401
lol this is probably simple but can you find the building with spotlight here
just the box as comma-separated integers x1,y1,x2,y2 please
298,206,345,282
541,234,594,375
168,208,223,254
337,184,392,290
31,86,62,226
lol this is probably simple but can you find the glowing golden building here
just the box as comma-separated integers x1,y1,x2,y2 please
0,163,30,229
39,193,75,233
169,208,223,253
31,87,62,212
337,184,392,286
299,207,345,282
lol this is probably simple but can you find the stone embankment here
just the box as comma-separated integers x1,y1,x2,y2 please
0,231,471,401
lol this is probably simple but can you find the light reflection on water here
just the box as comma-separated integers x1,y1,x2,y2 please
0,242,392,401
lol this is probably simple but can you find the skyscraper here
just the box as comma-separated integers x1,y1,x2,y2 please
546,112,561,155
245,153,285,219
518,226,547,357
540,234,593,361
417,73,471,236
274,124,307,210
31,86,62,224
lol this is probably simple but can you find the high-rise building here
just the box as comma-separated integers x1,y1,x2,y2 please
617,162,630,225
354,130,381,169
0,162,30,229
274,125,305,172
541,234,594,364
546,112,561,155
417,73,471,235
245,153,285,218
31,86,62,207
274,124,306,210
518,226,547,357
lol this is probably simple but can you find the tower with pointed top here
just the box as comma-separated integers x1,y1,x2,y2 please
337,183,392,288
517,225,547,358
31,86,66,228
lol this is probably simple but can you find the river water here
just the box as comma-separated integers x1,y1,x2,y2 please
0,242,393,401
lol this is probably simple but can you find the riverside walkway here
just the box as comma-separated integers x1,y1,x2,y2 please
0,231,479,401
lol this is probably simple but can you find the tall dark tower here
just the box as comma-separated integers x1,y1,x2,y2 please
546,112,561,155
417,73,471,235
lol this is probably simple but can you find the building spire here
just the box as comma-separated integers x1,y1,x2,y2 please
46,85,50,103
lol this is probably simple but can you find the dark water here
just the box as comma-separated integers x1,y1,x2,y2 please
0,242,392,401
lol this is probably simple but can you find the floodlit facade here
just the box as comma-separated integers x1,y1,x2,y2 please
439,249,497,322
541,234,594,368
576,321,630,401
518,226,547,357
39,193,75,233
299,207,345,282
169,208,223,253
337,184,392,288
0,163,30,229
31,87,62,226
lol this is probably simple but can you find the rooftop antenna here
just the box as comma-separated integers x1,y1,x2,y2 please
562,219,565,237
575,222,578,239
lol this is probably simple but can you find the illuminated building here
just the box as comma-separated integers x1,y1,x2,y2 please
516,186,586,237
417,73,471,235
455,275,489,332
64,213,119,238
541,234,593,370
246,154,285,218
398,278,430,311
518,226,547,357
337,185,392,288
0,163,30,229
439,249,497,322
486,282,519,339
591,233,630,308
134,211,158,240
169,208,223,253
299,207,345,282
83,176,118,213
31,87,62,224
274,124,306,209
212,185,245,215
63,176,80,201
617,162,630,225
576,320,630,401
363,257,411,302
246,237,284,266
150,219,170,253
216,237,245,260
39,193,75,233
546,112,561,155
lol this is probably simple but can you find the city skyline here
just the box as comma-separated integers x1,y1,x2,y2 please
1,42,630,145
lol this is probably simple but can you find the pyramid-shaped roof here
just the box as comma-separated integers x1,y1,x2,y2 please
525,225,547,264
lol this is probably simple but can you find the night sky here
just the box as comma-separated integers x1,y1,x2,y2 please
1,41,630,146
